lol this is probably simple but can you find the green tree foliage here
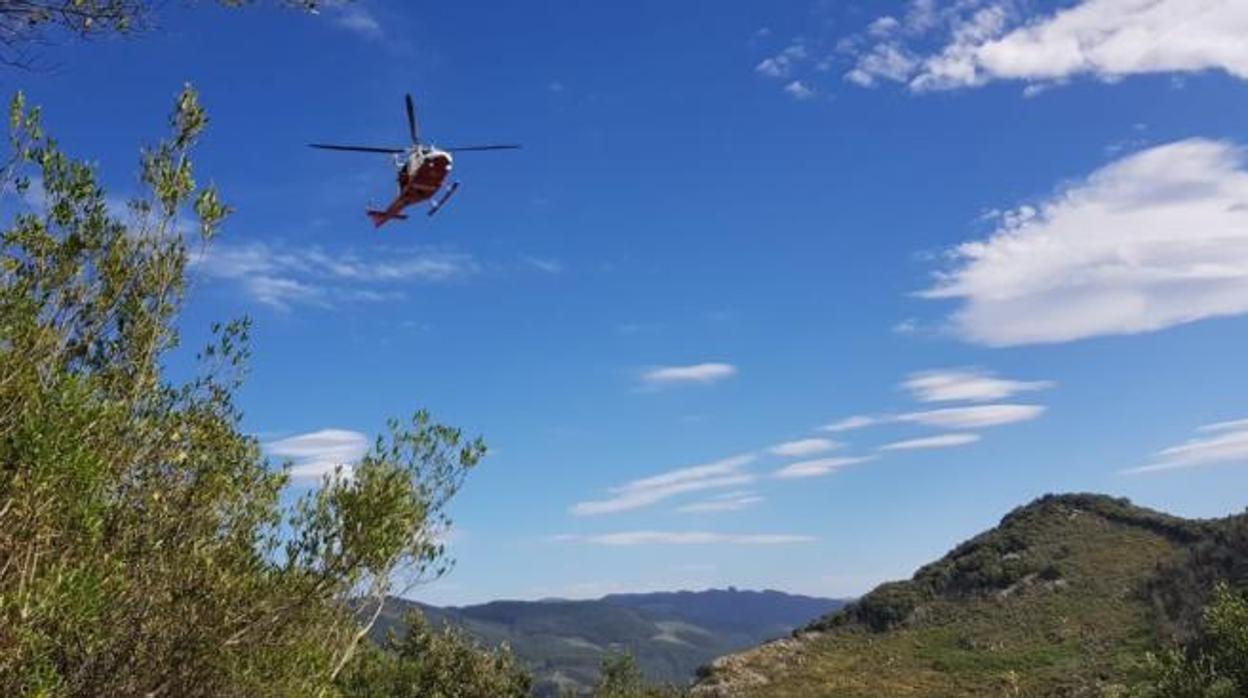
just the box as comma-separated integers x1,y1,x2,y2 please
339,610,532,697
592,652,686,698
1138,584,1248,697
0,87,484,696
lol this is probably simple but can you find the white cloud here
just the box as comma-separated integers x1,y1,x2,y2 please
769,438,840,457
1124,419,1248,474
193,242,477,311
868,16,901,38
773,456,873,479
677,491,765,513
898,404,1046,429
334,6,383,40
902,369,1054,403
845,42,918,87
783,80,816,100
922,139,1248,345
557,531,815,546
922,0,1248,91
522,256,563,274
267,429,370,481
1199,418,1248,433
845,0,1248,92
820,415,883,432
639,362,737,389
571,454,756,516
756,42,808,79
879,433,981,451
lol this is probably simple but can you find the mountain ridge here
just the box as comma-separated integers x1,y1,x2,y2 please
694,493,1247,697
373,587,846,696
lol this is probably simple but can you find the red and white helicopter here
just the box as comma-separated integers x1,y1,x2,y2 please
310,94,519,227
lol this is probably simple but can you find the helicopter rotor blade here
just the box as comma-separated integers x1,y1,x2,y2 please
309,144,406,154
446,145,522,152
406,94,420,145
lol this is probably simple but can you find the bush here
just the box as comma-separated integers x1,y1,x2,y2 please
0,88,486,696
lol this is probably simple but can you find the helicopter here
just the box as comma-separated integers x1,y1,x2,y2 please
310,94,519,227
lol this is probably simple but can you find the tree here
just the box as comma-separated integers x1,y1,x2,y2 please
1137,583,1248,697
593,652,686,698
0,86,483,696
338,610,532,698
0,0,331,66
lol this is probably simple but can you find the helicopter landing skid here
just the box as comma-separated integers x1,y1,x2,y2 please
429,181,461,217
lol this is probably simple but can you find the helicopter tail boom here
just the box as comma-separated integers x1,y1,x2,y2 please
367,209,409,227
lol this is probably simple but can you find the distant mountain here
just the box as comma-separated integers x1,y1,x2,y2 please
372,588,846,696
694,493,1248,697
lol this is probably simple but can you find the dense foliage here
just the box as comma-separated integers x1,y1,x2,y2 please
1137,584,1248,697
810,493,1220,634
340,610,532,698
591,653,685,698
0,89,488,696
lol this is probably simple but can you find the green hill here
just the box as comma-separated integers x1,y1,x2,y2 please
693,493,1248,697
372,589,845,696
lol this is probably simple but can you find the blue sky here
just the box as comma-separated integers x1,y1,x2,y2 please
14,0,1248,604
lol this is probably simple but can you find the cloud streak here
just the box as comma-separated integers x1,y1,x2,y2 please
879,433,981,451
556,531,815,546
773,456,873,479
769,438,840,457
639,362,738,389
1123,419,1248,474
902,369,1054,403
266,429,370,481
193,242,477,310
677,491,765,513
571,454,756,516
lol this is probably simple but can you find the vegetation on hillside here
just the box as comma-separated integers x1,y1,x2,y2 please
695,494,1248,697
340,610,532,697
372,589,843,696
1135,584,1248,697
0,88,514,696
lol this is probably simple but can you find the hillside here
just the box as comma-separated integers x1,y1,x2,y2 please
694,494,1248,697
373,589,845,696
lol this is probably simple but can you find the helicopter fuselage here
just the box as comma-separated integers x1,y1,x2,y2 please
367,148,455,227
399,148,453,200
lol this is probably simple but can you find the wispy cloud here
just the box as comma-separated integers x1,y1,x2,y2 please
879,433,981,451
193,242,477,311
774,456,873,479
820,415,883,433
922,139,1248,345
902,369,1054,403
334,5,384,40
783,80,815,100
821,404,1044,433
755,41,808,78
522,256,564,274
266,429,370,481
769,438,839,457
555,531,815,546
571,454,756,516
639,362,738,389
1123,419,1248,474
677,491,765,513
898,404,1046,429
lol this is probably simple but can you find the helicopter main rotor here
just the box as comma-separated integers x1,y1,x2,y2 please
308,93,520,155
